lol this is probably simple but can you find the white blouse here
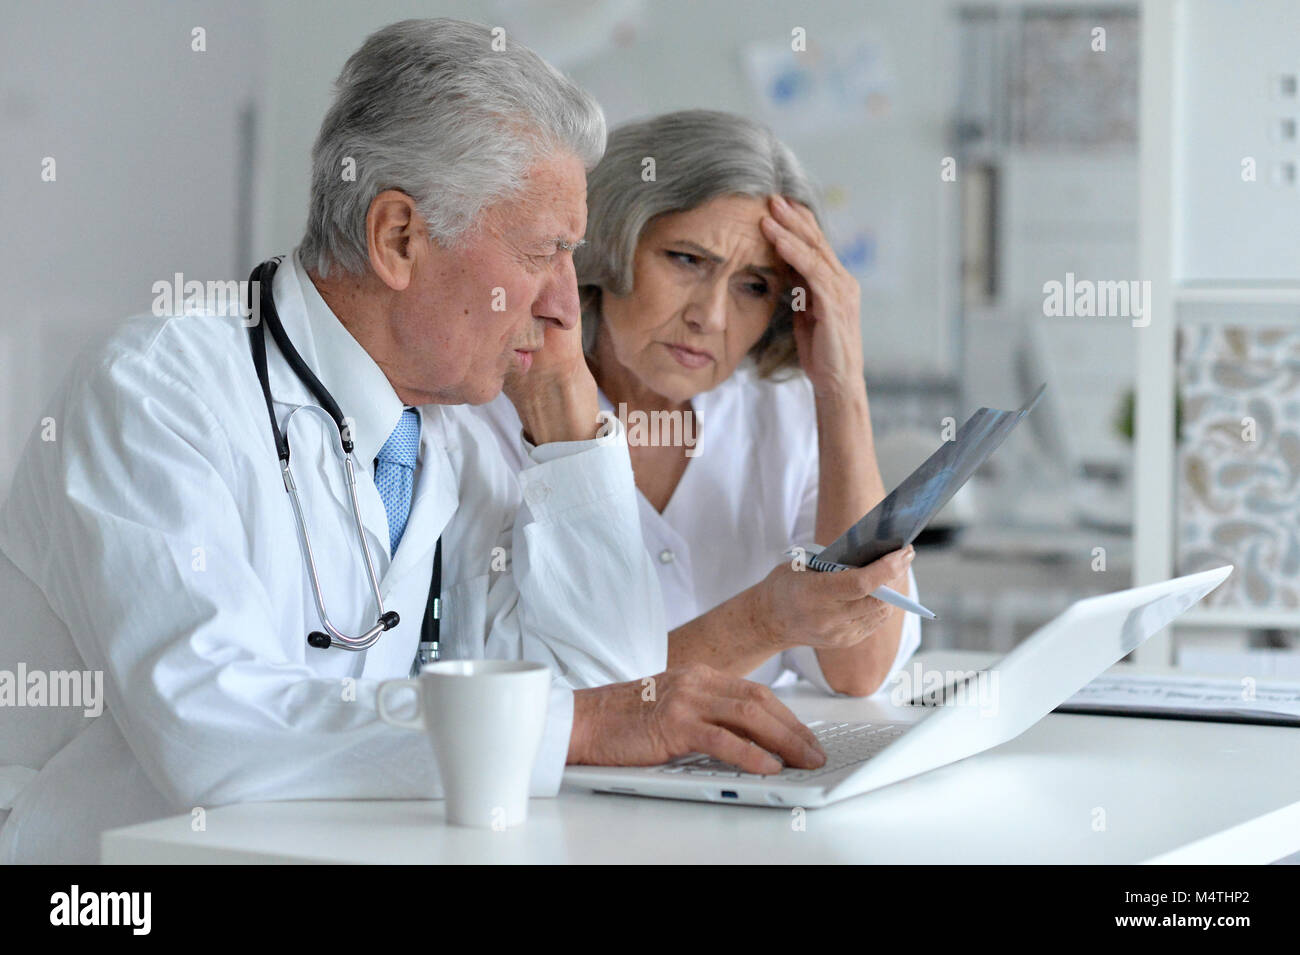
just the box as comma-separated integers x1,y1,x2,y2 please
475,360,921,694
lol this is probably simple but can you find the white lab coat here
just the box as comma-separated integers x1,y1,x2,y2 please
476,360,920,693
0,251,666,863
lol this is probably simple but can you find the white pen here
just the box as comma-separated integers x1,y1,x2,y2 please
783,546,938,620
870,583,937,620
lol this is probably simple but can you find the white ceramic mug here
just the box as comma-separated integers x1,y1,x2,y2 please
377,660,551,829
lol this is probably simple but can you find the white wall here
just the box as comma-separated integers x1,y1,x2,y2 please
1176,0,1300,281
0,0,266,493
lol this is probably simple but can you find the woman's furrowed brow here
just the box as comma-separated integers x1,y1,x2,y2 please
670,239,779,276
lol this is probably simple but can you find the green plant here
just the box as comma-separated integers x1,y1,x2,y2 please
1114,388,1183,444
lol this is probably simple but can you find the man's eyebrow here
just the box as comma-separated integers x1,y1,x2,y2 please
670,239,779,277
551,236,587,252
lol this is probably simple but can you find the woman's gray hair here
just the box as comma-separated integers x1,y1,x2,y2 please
301,18,606,277
577,109,821,378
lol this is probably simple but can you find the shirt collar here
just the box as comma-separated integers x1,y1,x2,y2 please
286,249,407,470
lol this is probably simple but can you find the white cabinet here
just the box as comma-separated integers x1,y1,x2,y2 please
1135,0,1300,662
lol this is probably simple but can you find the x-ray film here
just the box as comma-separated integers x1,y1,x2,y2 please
809,384,1046,572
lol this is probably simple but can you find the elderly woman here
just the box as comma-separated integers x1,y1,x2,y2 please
476,110,920,696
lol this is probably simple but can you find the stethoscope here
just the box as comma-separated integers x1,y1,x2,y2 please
247,257,441,667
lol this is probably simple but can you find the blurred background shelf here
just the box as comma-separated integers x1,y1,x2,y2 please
1174,282,1300,306
1179,608,1300,629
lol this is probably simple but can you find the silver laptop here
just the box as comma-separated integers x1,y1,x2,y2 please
564,566,1232,809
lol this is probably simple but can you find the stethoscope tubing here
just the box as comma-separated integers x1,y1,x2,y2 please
279,406,391,650
248,258,400,652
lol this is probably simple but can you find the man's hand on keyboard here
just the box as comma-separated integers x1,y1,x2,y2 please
567,665,828,774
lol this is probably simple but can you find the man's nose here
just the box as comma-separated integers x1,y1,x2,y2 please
683,278,728,333
535,255,581,330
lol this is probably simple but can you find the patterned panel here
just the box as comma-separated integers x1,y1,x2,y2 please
1015,10,1139,147
1177,326,1300,609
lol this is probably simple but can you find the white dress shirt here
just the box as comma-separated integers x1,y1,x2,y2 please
0,250,665,862
475,359,921,693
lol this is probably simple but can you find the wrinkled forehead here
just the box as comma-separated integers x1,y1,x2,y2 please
643,196,785,270
488,154,589,243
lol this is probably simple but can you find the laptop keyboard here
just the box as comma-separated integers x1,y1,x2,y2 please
654,721,909,781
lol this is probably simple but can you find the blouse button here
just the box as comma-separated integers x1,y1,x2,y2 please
658,549,675,564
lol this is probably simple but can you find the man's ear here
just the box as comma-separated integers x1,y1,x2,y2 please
366,190,420,291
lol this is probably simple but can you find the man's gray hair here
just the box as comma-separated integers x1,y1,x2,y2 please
301,18,606,277
576,110,821,376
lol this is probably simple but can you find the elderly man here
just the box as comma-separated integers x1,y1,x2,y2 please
0,18,825,863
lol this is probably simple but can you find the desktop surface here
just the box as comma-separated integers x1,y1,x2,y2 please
101,652,1300,865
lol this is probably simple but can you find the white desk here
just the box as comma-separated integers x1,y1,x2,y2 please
101,652,1300,864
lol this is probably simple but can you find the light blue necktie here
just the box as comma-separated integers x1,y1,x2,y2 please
374,408,421,555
